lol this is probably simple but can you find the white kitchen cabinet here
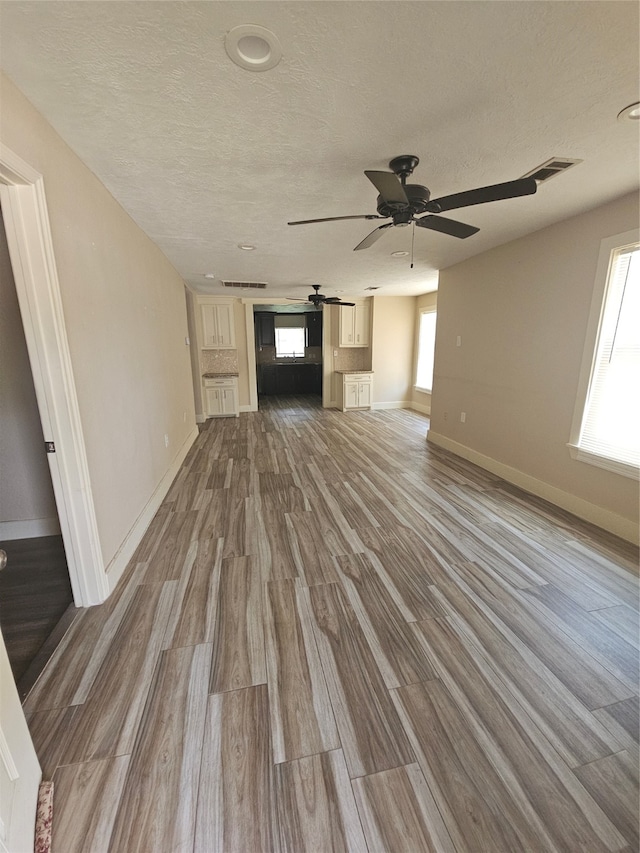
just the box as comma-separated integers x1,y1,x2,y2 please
201,302,236,349
338,300,370,347
337,372,373,411
204,376,239,418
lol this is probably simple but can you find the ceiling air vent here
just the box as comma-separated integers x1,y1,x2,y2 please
222,281,268,290
521,157,582,184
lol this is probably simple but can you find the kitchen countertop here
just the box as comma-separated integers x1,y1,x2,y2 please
334,369,374,375
202,372,239,378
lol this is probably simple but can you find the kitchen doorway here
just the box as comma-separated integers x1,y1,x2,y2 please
254,305,323,404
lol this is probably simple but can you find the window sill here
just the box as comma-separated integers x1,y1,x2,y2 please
567,444,639,480
413,385,432,394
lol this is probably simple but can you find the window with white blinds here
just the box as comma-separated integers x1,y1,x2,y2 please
574,241,639,474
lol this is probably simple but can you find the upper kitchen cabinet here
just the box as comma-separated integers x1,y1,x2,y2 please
306,311,323,347
338,299,370,347
201,301,236,349
255,312,275,348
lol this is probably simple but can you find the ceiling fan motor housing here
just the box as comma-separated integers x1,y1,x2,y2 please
376,184,432,219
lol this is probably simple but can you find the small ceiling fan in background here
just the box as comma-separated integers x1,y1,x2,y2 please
286,284,355,308
288,155,538,251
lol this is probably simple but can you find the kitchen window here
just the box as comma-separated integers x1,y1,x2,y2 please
569,231,639,477
415,310,437,392
274,314,306,358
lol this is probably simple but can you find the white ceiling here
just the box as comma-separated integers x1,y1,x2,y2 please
1,1,638,299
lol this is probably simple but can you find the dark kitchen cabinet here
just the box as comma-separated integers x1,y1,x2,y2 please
306,312,323,347
258,363,322,396
255,312,275,347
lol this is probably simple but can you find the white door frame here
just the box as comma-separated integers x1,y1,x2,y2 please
0,144,107,606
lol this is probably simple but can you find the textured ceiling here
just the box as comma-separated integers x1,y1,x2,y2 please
1,1,638,299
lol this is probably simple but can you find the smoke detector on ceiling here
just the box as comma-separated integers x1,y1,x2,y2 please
520,157,582,184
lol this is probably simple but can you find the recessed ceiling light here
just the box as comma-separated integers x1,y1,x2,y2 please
618,102,640,122
225,25,282,72
238,243,256,251
203,273,216,279
391,251,409,257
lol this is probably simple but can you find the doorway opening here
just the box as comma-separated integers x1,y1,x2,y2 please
254,305,323,406
0,206,77,699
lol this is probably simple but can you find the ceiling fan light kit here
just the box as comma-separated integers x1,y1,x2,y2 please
288,154,539,251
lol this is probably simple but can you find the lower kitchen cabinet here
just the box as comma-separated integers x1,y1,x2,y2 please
337,372,373,412
204,376,239,418
258,363,322,396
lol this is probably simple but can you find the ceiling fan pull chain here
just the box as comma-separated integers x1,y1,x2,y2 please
411,222,415,269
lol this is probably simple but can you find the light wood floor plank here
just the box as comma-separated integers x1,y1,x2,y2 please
522,583,639,690
392,679,558,852
209,555,265,693
63,582,176,764
108,644,211,852
142,510,201,584
357,525,446,622
574,751,640,851
352,763,456,853
265,578,339,763
195,685,275,853
286,511,340,586
455,560,635,709
431,572,621,767
591,605,640,650
165,537,223,649
413,616,628,852
306,582,415,778
25,706,79,780
52,756,130,853
275,749,367,852
335,552,437,689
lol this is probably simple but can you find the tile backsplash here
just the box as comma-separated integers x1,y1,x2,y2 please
201,349,239,374
334,347,371,371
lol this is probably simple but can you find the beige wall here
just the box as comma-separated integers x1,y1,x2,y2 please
431,192,639,539
411,291,437,414
0,209,58,535
371,296,416,406
1,74,196,566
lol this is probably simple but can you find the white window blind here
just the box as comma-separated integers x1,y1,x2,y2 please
577,244,639,470
415,311,437,391
274,315,306,357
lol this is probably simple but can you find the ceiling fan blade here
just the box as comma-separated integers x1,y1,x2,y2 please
285,297,310,301
335,301,355,306
323,297,342,303
364,171,409,206
353,222,394,251
288,214,384,225
427,177,538,213
415,215,479,239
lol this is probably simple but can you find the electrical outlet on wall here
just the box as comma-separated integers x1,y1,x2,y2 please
460,412,466,423
164,433,169,447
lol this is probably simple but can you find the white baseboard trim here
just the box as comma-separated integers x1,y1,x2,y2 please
240,404,255,413
195,412,207,424
371,401,411,411
427,431,639,545
409,400,431,415
105,425,199,594
0,516,61,541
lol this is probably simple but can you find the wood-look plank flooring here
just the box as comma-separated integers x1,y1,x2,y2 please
21,396,639,852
